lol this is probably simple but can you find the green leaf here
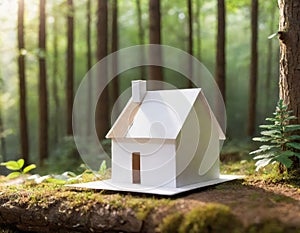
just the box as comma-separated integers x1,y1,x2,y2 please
7,172,22,179
252,137,271,142
17,159,24,169
285,116,297,121
293,152,300,159
286,142,300,150
286,135,300,140
278,150,295,157
273,155,293,168
46,178,66,185
0,161,22,171
98,160,107,174
253,153,275,160
255,158,273,171
250,145,280,155
261,130,280,136
259,125,279,129
23,164,37,174
285,125,300,132
266,117,277,122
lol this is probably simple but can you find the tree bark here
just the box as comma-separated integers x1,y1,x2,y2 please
149,0,163,82
278,0,300,121
247,0,258,136
111,0,119,112
38,0,48,165
215,0,226,103
17,0,29,164
52,6,60,145
136,0,146,79
196,0,201,60
265,3,276,114
96,0,109,140
0,106,7,161
187,0,193,87
278,0,300,169
86,0,92,136
66,0,74,136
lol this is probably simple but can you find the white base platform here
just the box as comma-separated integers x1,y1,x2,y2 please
66,174,243,196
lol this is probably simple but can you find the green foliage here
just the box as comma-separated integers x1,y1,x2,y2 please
178,204,241,233
159,212,184,233
159,204,242,233
0,159,36,179
247,219,286,233
44,136,82,174
26,160,109,185
98,160,107,176
250,100,300,172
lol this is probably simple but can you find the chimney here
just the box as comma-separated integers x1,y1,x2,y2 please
132,80,147,103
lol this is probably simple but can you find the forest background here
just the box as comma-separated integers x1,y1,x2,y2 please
0,0,279,171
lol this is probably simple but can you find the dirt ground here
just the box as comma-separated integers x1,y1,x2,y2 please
181,179,300,228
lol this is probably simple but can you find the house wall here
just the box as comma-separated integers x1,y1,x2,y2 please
176,96,220,187
111,138,177,187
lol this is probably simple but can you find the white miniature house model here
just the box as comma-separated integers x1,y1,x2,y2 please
106,80,227,189
69,80,239,195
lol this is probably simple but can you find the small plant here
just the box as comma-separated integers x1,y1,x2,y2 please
0,159,36,179
250,100,300,172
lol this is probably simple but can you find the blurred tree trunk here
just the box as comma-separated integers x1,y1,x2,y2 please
265,3,276,114
66,0,74,136
187,0,193,87
0,107,7,161
136,0,146,79
215,0,226,102
247,0,258,136
96,0,109,140
111,0,119,112
38,0,48,165
149,0,163,82
195,0,201,60
52,7,60,145
278,0,300,170
86,0,92,136
17,0,29,163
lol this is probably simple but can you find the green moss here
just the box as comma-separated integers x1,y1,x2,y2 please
269,194,293,203
246,219,288,233
126,196,173,221
158,212,184,233
221,160,256,175
0,183,175,224
178,203,242,233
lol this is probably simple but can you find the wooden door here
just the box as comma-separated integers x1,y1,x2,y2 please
132,152,141,184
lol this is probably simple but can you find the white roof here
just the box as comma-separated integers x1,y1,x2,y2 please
106,88,225,140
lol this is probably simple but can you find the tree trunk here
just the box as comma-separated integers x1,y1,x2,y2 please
52,7,60,145
86,0,92,136
215,0,226,103
149,0,163,82
38,0,48,165
265,3,276,114
96,0,109,140
66,0,74,136
136,0,146,79
196,0,201,60
278,0,300,169
17,0,29,163
187,0,193,87
111,0,119,112
247,0,258,136
0,106,7,161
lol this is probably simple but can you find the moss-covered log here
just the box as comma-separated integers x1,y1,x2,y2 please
0,178,299,233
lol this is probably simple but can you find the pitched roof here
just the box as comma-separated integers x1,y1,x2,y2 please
106,88,225,140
